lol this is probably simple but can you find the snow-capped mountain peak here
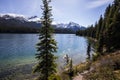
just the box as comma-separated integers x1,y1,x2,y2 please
0,13,26,20
55,22,86,32
69,22,80,26
0,13,41,23
28,16,40,22
0,13,86,33
67,22,80,28
56,23,68,28
0,13,25,18
0,13,28,22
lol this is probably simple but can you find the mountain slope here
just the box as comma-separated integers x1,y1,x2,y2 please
0,14,86,33
55,22,86,32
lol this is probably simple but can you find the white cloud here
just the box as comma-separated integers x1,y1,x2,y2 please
86,0,113,9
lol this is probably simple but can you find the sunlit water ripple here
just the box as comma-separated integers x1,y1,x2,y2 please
0,34,88,70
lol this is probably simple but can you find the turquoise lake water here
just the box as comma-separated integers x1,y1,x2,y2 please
0,34,88,69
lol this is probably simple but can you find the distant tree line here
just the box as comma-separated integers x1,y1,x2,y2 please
0,26,75,34
0,26,39,33
55,28,75,34
76,0,120,54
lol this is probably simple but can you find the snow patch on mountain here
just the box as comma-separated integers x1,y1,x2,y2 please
0,13,26,18
0,13,28,22
0,13,40,23
56,23,68,28
55,22,86,32
0,13,86,32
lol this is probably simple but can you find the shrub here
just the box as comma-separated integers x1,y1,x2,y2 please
48,74,61,80
84,51,120,80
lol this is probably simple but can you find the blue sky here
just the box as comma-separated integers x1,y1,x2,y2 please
0,0,113,26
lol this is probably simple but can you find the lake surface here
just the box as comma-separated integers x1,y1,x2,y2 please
0,34,88,70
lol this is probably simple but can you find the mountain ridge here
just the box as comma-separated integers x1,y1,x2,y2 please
0,13,86,33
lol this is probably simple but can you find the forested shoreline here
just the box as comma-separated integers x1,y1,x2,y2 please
74,0,120,79
0,0,120,80
76,0,120,53
0,26,75,34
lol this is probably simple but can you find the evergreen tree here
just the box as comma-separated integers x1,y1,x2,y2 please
76,0,120,53
93,22,98,38
87,41,91,60
105,0,120,52
96,33,104,54
63,55,73,80
96,18,105,54
106,1,120,51
104,4,111,19
96,15,103,40
33,0,57,80
69,59,73,80
112,7,120,50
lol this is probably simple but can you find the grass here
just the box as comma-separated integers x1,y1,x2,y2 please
73,61,91,74
73,51,120,80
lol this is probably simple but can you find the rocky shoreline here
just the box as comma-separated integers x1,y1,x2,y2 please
0,63,38,80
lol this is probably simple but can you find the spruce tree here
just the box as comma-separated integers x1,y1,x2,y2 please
96,18,105,54
87,41,91,59
107,1,120,51
104,4,111,19
105,0,120,52
94,22,98,38
103,4,112,52
96,15,103,40
33,0,57,80
69,59,73,80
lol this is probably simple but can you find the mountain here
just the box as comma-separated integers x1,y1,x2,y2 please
0,14,41,27
0,13,86,33
55,22,86,32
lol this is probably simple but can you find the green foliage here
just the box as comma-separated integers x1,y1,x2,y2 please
92,53,100,61
63,55,74,80
85,66,116,80
85,52,120,80
96,33,104,54
0,26,39,33
76,0,120,54
76,25,96,38
74,62,91,73
33,0,57,80
96,15,103,40
60,72,70,80
48,74,61,80
86,40,91,60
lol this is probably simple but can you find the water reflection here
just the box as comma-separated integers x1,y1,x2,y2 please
0,34,88,69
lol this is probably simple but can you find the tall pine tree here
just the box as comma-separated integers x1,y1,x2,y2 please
105,0,120,52
33,0,57,80
96,15,103,40
106,0,120,51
